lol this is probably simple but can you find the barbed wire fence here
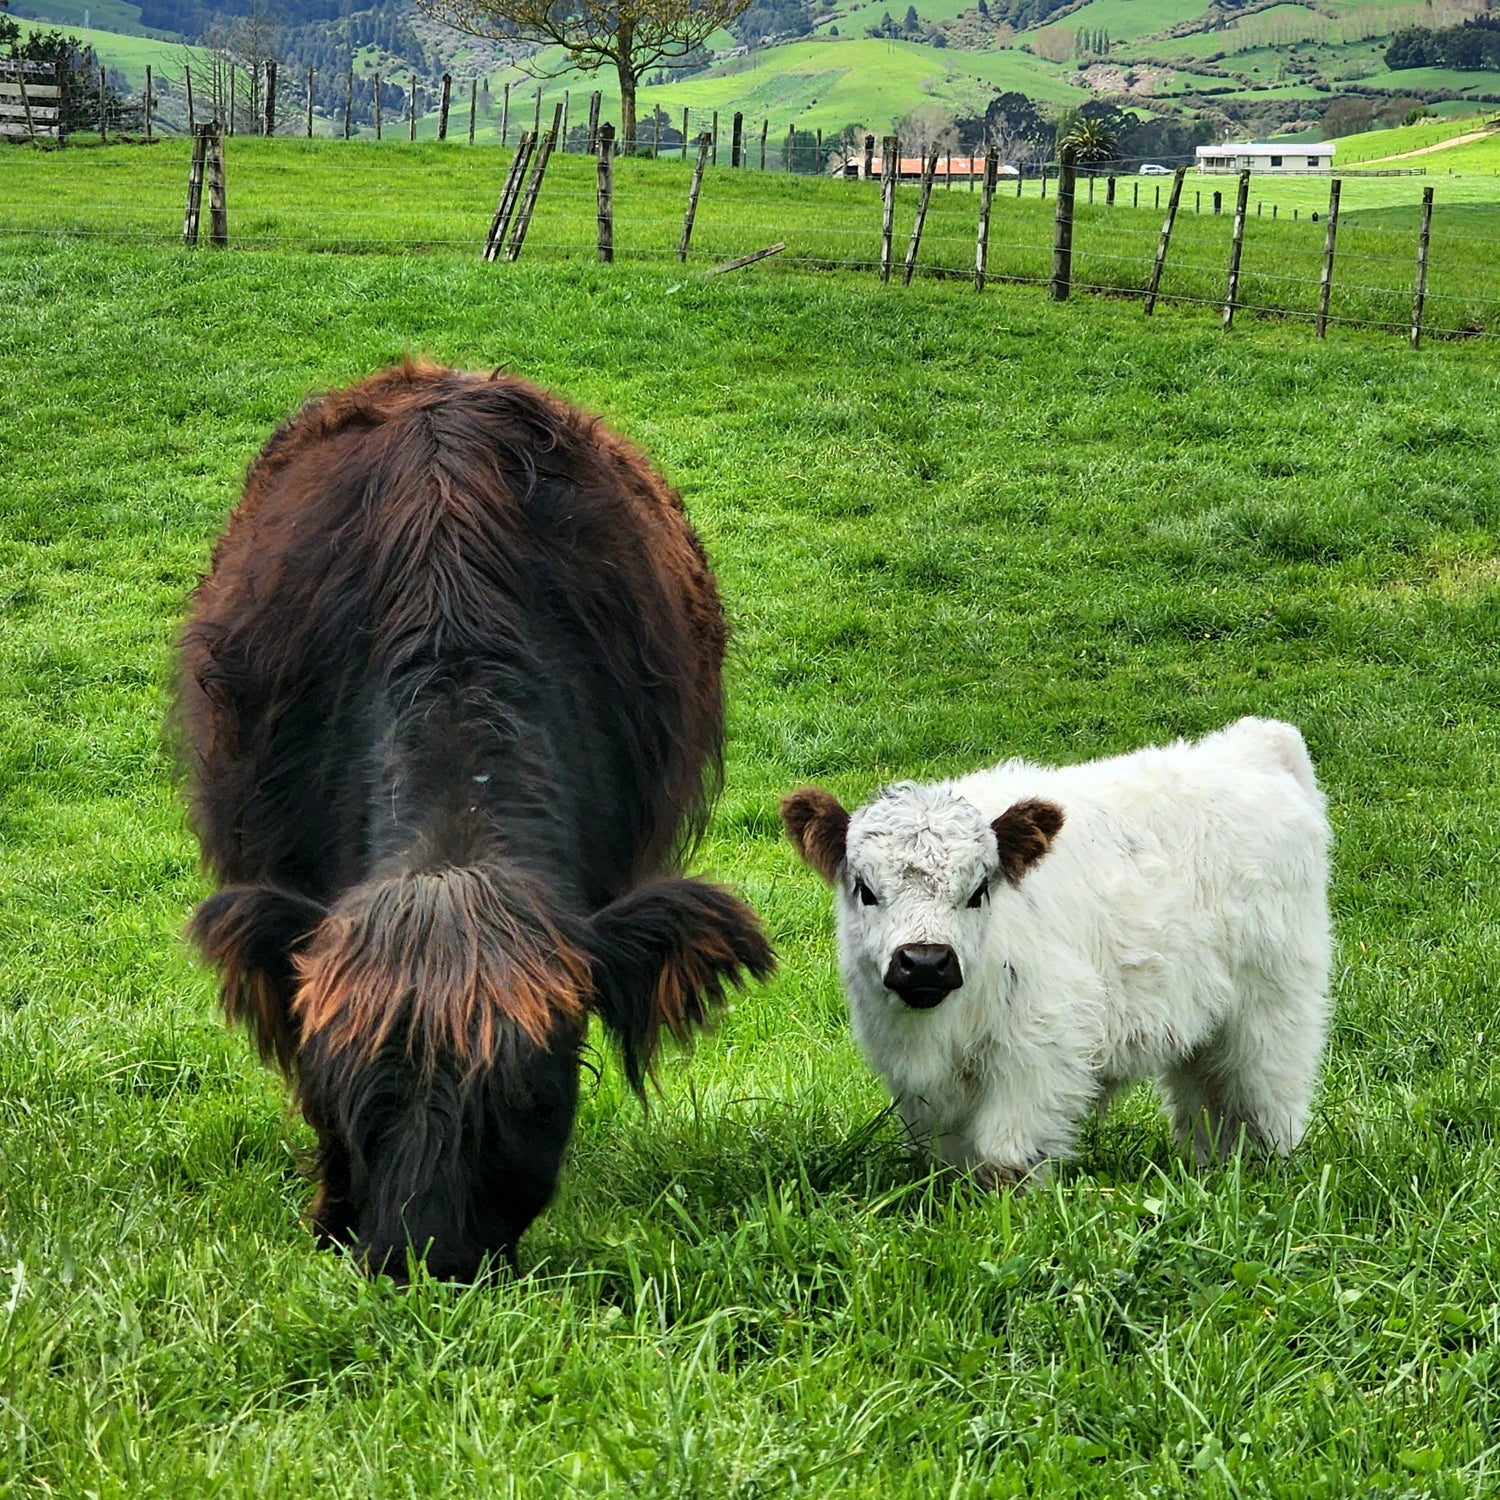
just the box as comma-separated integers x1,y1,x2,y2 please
9,67,1500,348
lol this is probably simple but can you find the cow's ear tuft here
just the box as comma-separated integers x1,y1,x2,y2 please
780,787,849,884
991,799,1064,885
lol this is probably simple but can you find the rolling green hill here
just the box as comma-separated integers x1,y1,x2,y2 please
13,0,1500,151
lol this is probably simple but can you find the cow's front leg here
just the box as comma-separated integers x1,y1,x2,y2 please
961,1044,1097,1188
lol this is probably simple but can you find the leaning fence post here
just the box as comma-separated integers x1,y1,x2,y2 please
1221,168,1251,330
505,103,561,261
207,126,227,246
1144,164,1186,315
731,110,743,167
975,146,998,292
903,140,940,287
1411,185,1434,349
596,121,615,262
501,81,510,144
483,129,534,260
1050,145,1077,300
438,73,451,139
183,123,208,244
1315,177,1341,339
680,131,711,262
878,135,898,282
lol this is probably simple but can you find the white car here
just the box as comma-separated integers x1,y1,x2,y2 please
1139,163,1172,175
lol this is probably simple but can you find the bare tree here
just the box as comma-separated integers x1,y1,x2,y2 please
419,0,751,150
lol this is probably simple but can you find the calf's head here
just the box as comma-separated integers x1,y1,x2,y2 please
781,783,1064,1011
192,871,773,1280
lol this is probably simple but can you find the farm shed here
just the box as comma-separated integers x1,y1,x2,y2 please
831,154,1022,181
1196,142,1335,174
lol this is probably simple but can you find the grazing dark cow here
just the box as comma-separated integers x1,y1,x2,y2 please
176,363,773,1280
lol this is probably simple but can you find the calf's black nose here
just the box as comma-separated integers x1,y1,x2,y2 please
883,943,963,1009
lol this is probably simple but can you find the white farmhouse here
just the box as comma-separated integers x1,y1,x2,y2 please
1195,142,1335,174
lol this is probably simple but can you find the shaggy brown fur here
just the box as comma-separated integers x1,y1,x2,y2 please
176,363,773,1280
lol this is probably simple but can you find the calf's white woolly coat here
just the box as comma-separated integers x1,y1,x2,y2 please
782,718,1332,1183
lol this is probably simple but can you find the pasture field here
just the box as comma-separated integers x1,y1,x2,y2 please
4,223,1500,1497
4,138,1500,339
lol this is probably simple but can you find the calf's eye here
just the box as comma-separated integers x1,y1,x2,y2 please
966,880,989,909
854,879,879,908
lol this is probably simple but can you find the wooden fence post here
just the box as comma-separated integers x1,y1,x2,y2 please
185,65,194,132
1411,185,1434,350
484,130,534,260
785,123,794,171
469,78,476,144
1050,145,1076,300
144,65,152,137
680,131,711,262
501,81,509,144
975,146,998,292
98,63,106,141
226,64,232,136
1221,168,1250,329
561,90,568,148
587,91,600,152
532,87,540,135
731,110,743,167
1315,177,1341,339
1144,164,1185,315
438,73,451,139
816,126,823,172
505,102,561,261
863,133,874,178
681,107,689,159
343,67,351,139
263,59,275,137
596,121,615,262
207,126,227,246
375,73,382,138
306,66,313,137
183,123,208,245
879,135,897,282
711,110,718,165
1106,174,1114,206
760,117,768,169
903,140,940,287
409,75,417,141
652,109,660,156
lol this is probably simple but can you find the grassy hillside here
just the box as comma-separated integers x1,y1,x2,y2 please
5,215,1500,1495
19,0,1500,146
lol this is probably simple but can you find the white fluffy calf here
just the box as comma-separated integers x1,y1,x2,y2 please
781,718,1332,1185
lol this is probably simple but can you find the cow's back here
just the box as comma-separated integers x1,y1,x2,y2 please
176,364,727,908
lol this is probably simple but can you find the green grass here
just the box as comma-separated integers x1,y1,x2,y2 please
5,152,1500,1496
5,138,1500,336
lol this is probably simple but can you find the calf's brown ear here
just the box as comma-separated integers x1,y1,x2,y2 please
780,787,850,884
992,799,1065,885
